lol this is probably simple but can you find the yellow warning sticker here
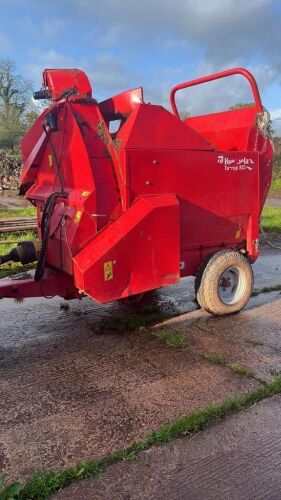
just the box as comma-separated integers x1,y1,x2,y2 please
81,191,90,197
48,154,53,167
74,210,82,223
235,225,242,239
104,261,113,281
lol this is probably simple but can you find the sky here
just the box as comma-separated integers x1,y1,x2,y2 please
0,0,281,133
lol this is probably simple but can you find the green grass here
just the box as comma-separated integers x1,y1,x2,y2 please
261,206,281,233
99,312,168,333
0,206,36,218
99,310,187,347
202,352,255,379
153,330,189,348
0,231,36,279
270,178,281,194
201,352,226,365
0,231,35,250
2,375,280,499
252,284,281,297
0,261,34,280
0,475,22,500
227,363,254,378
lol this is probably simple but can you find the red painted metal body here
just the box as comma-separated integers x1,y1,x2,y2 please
0,68,273,301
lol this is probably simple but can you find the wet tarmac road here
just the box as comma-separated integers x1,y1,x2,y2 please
0,292,256,482
1,248,281,489
56,394,281,500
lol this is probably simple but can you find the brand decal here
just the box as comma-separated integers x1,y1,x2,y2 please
217,155,254,172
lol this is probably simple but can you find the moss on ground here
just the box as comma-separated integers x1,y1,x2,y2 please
99,311,168,333
202,352,256,380
227,363,254,378
252,284,281,297
153,330,189,348
201,352,225,365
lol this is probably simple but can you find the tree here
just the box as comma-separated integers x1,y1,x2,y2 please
0,59,39,152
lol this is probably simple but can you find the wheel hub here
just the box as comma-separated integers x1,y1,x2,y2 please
218,266,246,305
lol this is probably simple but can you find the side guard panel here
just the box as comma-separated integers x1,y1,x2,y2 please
73,194,180,303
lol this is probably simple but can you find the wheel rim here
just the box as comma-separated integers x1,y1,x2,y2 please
218,266,247,305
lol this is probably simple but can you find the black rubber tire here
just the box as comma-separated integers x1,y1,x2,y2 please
194,253,215,296
196,250,253,316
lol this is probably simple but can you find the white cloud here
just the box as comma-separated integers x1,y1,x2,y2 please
24,49,76,85
44,0,281,111
14,0,280,116
144,61,278,118
23,48,138,99
270,109,281,120
270,108,281,135
67,0,281,66
85,53,140,96
84,25,123,48
19,17,67,41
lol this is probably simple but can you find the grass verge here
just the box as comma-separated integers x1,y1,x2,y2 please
269,178,281,194
0,206,36,218
1,375,280,499
261,206,281,234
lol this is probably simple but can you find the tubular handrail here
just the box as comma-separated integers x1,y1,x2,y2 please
169,67,263,119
